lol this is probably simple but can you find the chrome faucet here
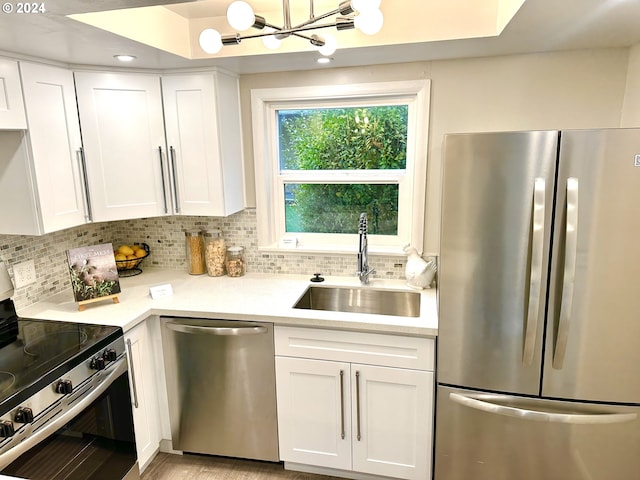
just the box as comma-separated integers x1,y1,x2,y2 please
357,213,376,284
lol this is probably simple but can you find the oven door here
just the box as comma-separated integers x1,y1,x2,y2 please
0,357,139,480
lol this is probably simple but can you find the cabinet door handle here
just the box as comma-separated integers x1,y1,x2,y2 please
355,370,361,441
126,339,139,409
340,369,345,440
158,146,169,214
169,146,180,213
76,147,93,222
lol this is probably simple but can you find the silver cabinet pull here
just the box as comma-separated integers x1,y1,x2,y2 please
126,339,139,409
76,147,93,222
158,146,169,214
523,178,545,365
165,322,268,336
339,369,345,440
450,392,636,425
169,146,180,214
355,370,361,441
553,177,579,369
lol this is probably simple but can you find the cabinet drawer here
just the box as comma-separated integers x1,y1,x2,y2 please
275,326,434,371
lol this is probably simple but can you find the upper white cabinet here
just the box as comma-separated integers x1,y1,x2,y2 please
0,58,27,129
161,72,244,217
20,62,88,233
275,326,435,480
74,71,169,222
0,62,88,235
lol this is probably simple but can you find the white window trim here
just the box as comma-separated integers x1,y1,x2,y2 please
251,79,430,256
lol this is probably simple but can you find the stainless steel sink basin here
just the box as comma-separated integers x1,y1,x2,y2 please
293,286,421,318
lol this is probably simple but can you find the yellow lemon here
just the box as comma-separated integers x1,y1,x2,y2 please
115,253,127,262
134,249,147,258
126,254,137,268
118,245,134,256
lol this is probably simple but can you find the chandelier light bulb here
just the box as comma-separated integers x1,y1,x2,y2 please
351,0,381,13
317,34,337,56
354,8,383,35
199,28,223,54
262,28,283,50
227,1,256,31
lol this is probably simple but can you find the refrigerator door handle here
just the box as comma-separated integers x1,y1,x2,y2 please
449,393,637,425
553,177,579,369
523,178,546,365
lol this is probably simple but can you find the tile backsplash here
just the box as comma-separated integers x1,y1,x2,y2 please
0,209,411,310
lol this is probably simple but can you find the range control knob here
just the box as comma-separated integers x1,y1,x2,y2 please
90,356,106,370
0,420,15,437
14,407,34,424
54,379,73,395
103,349,117,362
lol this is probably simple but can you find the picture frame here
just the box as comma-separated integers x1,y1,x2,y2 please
67,243,121,310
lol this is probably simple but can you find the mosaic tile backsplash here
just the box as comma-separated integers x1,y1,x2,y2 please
0,209,415,310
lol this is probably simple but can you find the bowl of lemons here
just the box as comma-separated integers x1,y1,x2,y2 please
114,243,150,277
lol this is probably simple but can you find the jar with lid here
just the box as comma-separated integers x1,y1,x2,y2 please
203,229,226,277
225,246,245,277
185,231,206,275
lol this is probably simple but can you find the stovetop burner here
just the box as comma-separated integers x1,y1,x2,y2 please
0,372,15,397
0,298,122,415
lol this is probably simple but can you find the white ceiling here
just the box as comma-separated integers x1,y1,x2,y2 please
0,0,639,74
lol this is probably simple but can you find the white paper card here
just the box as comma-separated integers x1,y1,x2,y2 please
149,284,174,299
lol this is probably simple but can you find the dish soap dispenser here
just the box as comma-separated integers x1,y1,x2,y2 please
403,245,437,289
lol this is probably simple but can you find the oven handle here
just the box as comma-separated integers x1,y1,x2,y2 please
0,357,127,470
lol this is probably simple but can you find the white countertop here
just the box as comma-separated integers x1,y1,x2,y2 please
18,270,438,337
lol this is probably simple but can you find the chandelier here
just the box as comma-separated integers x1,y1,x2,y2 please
199,0,384,56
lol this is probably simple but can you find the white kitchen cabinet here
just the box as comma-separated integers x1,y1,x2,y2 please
161,72,244,217
0,62,88,235
125,320,161,473
0,58,27,129
74,71,169,222
275,326,435,480
276,356,353,471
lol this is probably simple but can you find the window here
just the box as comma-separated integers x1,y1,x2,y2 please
252,80,430,255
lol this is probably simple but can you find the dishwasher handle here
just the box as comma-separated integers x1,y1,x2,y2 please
165,322,268,336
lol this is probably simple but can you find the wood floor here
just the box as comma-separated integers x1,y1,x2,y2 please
141,453,343,480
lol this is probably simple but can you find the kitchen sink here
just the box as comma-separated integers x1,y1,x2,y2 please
293,286,421,318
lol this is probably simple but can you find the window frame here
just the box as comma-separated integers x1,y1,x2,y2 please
251,80,430,255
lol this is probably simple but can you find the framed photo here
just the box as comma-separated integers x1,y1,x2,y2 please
67,243,121,305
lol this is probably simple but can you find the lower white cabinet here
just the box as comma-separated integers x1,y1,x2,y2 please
275,326,435,480
125,320,161,472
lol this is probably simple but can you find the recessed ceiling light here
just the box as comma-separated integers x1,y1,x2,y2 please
317,57,332,64
114,55,136,62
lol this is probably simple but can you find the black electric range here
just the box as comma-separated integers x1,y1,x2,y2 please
0,298,122,416
0,297,138,479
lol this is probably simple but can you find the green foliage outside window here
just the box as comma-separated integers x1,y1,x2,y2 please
278,105,408,235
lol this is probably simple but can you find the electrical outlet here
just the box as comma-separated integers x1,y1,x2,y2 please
13,260,37,288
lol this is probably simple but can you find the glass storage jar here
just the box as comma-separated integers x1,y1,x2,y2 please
185,231,206,275
225,246,245,277
203,229,226,277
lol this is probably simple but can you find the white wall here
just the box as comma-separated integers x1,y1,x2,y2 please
621,43,640,127
240,47,630,254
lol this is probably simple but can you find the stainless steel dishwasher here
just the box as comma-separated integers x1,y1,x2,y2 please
160,317,279,461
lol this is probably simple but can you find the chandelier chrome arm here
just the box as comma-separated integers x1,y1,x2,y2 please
222,19,354,46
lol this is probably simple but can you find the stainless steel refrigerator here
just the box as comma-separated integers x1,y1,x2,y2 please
435,129,640,480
